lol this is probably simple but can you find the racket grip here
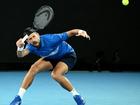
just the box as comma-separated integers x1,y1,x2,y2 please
22,34,28,42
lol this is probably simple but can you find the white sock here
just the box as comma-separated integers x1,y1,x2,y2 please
70,88,80,96
18,88,26,99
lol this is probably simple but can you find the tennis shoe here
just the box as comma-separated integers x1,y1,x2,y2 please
10,95,21,105
73,95,85,105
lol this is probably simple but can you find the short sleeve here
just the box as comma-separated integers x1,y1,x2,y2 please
50,32,69,41
25,44,34,52
58,32,69,41
43,32,69,45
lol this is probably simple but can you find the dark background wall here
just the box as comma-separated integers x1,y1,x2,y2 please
0,0,139,70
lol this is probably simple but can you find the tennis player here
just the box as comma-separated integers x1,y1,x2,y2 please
10,28,90,105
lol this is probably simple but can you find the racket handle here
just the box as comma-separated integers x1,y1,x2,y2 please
22,34,28,42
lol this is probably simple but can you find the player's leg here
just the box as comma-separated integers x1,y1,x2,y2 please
21,58,53,90
51,61,73,91
51,61,85,105
10,57,53,105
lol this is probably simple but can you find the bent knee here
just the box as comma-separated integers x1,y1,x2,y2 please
51,71,62,80
29,64,39,75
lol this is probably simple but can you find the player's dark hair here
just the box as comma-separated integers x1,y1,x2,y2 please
23,27,37,36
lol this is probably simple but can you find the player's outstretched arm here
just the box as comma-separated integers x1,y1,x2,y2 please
66,29,90,40
16,38,30,58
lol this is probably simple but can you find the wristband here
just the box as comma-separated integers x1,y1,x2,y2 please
17,47,24,51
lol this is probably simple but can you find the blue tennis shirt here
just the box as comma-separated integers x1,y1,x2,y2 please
25,32,75,60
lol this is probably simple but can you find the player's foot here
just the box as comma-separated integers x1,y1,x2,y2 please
10,95,21,105
73,95,85,105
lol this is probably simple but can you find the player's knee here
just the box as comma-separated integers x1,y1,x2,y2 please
29,64,39,75
51,71,61,80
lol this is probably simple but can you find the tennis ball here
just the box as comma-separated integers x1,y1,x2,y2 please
122,0,129,6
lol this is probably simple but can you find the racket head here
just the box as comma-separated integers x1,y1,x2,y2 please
33,5,54,30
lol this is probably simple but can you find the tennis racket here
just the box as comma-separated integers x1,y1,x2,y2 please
22,5,54,42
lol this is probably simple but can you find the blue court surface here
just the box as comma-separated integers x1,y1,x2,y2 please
0,71,140,105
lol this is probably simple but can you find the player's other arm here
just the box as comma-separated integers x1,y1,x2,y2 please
16,38,30,58
66,29,90,40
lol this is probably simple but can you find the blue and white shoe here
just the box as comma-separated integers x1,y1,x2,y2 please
73,95,85,105
10,95,21,105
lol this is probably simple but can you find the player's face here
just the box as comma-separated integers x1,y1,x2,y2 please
27,32,40,47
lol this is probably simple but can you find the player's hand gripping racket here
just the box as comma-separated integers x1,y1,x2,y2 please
22,5,54,42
